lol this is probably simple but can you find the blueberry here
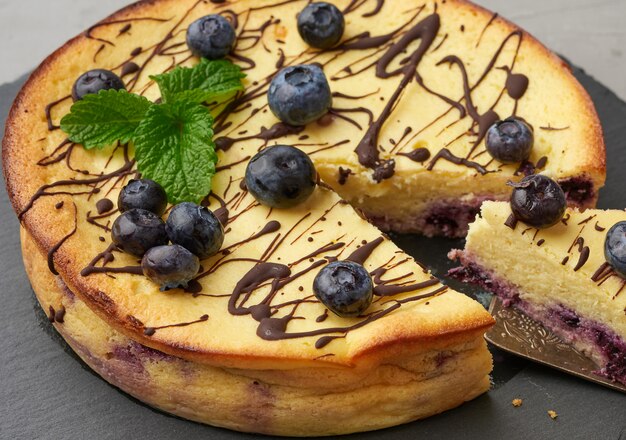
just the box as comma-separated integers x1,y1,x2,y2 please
313,261,373,317
118,179,168,215
111,209,168,257
142,245,200,291
486,117,534,163
297,2,345,49
72,69,125,101
166,202,224,259
268,65,332,126
245,145,317,209
604,222,626,278
186,14,236,60
509,174,566,228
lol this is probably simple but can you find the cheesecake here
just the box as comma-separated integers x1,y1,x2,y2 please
450,201,626,385
1,0,606,435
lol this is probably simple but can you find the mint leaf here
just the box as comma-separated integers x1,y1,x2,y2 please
60,90,152,149
133,101,217,204
151,59,245,104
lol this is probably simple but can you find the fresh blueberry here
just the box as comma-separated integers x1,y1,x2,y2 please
313,261,373,317
186,14,236,60
297,2,345,49
111,209,168,257
72,69,125,101
118,179,168,216
509,174,566,228
142,245,200,291
268,65,332,126
245,145,317,209
604,222,626,278
486,117,534,163
165,202,224,259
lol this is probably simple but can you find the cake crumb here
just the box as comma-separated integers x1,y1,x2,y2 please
511,398,523,407
548,410,558,420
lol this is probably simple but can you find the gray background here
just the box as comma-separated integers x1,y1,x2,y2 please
0,0,625,99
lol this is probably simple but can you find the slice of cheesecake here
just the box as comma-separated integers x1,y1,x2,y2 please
450,201,626,385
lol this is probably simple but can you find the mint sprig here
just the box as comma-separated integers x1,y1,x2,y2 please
60,90,152,149
59,59,245,204
151,58,245,104
134,102,217,204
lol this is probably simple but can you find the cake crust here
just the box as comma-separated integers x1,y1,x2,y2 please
23,228,492,436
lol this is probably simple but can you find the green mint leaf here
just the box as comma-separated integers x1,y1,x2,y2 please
150,59,245,104
133,100,217,204
60,90,152,149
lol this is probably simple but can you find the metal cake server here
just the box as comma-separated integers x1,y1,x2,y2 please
485,297,626,394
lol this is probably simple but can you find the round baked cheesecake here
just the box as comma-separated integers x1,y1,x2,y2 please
2,0,606,436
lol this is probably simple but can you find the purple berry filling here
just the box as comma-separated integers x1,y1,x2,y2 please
448,251,626,385
558,176,596,207
366,177,595,238
113,340,176,375
368,195,503,238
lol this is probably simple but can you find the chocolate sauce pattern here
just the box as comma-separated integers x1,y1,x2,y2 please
26,0,536,351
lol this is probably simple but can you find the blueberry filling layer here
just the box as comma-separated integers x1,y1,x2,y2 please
547,305,626,383
558,176,596,207
367,195,503,238
364,177,595,238
448,252,626,385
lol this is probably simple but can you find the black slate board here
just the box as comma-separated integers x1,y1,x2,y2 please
1,66,625,440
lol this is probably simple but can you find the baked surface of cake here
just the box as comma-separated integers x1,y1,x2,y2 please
3,0,605,238
450,201,626,385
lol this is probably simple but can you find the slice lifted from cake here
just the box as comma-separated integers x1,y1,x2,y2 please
450,201,626,385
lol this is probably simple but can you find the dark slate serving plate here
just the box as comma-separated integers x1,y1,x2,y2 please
1,66,625,440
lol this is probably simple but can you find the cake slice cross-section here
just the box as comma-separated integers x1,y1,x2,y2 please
450,201,626,385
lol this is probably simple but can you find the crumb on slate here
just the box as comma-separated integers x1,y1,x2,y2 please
512,398,523,407
548,410,558,420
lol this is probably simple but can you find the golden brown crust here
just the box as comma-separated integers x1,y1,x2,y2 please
24,225,492,435
3,0,600,368
461,0,606,180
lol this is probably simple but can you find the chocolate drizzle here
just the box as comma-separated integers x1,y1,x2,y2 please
47,203,78,275
44,95,71,131
215,123,304,151
24,1,543,352
355,13,440,170
144,314,209,336
121,62,140,77
96,198,114,215
427,148,491,175
572,237,590,272
338,167,352,185
504,213,518,230
398,148,430,163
